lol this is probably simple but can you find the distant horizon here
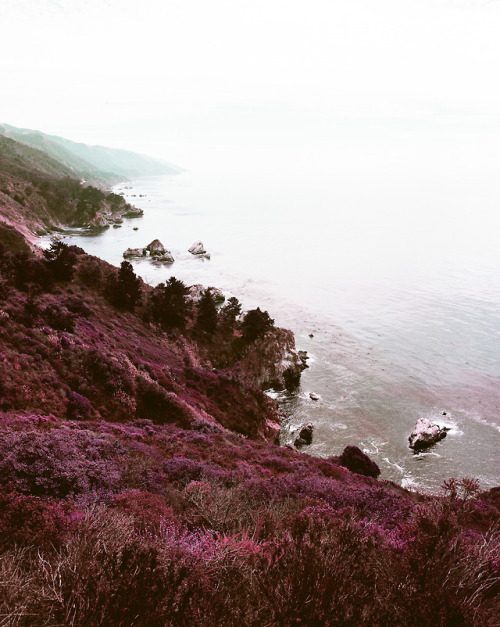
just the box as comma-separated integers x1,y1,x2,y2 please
2,0,500,172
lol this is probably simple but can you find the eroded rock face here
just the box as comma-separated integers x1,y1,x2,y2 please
409,417,449,451
88,214,110,229
188,241,207,255
239,328,308,392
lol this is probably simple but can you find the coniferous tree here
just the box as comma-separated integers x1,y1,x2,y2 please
43,241,78,282
241,307,274,342
220,296,241,333
195,289,218,335
149,277,189,329
107,261,142,310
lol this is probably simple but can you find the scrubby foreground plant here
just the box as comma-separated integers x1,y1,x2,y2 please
0,414,498,626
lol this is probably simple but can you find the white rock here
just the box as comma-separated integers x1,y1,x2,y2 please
188,240,207,255
409,417,449,451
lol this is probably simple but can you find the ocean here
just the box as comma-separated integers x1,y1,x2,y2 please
58,139,500,492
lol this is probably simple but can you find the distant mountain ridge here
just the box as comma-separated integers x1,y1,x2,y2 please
0,123,180,185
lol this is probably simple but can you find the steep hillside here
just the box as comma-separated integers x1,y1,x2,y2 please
0,135,75,181
0,135,142,237
0,125,119,186
0,231,498,625
0,123,180,182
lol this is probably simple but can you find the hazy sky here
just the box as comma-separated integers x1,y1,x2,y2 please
2,0,500,167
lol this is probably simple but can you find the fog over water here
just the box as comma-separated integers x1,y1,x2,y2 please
3,0,500,488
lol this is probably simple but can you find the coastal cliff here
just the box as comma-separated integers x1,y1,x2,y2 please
0,132,498,626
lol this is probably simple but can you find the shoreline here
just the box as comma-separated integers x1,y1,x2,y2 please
42,175,500,492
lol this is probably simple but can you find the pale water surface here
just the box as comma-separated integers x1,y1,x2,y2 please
58,138,500,491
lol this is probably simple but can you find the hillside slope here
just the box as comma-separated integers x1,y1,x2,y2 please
0,123,180,183
0,137,498,625
0,230,498,625
0,135,142,237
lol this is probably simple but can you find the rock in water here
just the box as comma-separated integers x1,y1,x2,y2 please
409,417,449,451
309,392,319,401
294,421,314,447
123,247,145,258
152,251,174,264
338,445,380,478
188,241,207,255
298,350,309,369
145,239,167,257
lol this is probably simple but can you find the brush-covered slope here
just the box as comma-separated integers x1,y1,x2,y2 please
0,123,180,183
0,226,499,625
0,135,142,237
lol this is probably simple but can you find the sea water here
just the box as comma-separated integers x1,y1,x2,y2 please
59,139,500,492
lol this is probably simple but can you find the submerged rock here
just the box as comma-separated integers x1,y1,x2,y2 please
188,240,207,255
409,417,449,451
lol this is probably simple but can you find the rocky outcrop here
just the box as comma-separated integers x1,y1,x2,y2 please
123,247,145,259
121,205,143,218
88,204,143,230
293,421,314,447
238,328,308,391
188,240,207,255
409,417,449,451
88,213,110,229
336,445,381,478
145,239,166,256
298,350,309,369
152,251,174,264
188,284,225,305
123,240,174,264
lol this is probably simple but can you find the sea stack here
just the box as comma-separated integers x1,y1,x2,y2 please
409,417,449,451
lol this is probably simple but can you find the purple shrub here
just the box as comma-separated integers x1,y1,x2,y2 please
111,489,177,534
42,302,76,332
0,427,127,498
66,391,93,420
0,488,70,550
